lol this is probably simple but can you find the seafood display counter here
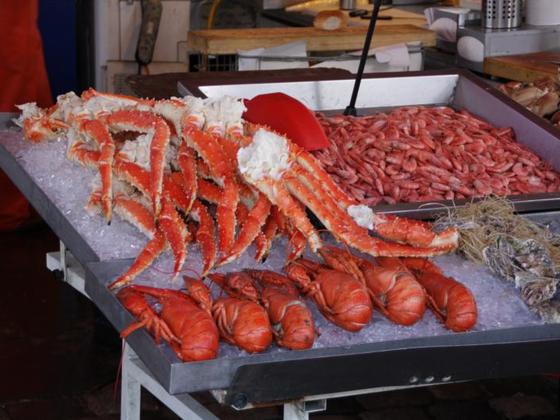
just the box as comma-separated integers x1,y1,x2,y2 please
2,70,560,411
190,69,560,218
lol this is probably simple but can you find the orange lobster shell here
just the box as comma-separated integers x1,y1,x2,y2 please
118,285,219,361
401,258,478,332
285,259,373,332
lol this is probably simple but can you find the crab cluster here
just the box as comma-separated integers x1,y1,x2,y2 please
16,89,459,289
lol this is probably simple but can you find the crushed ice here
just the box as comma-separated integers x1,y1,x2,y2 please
0,129,549,361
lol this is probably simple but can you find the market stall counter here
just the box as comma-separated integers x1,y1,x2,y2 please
2,70,560,414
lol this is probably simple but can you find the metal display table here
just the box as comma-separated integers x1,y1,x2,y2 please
47,247,218,420
3,70,560,418
46,245,445,420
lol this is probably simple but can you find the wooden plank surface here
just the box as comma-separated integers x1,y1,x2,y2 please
188,25,436,55
484,52,560,82
286,0,427,27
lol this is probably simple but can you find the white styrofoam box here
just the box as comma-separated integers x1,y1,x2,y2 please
238,41,309,71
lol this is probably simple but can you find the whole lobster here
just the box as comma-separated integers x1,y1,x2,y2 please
319,247,426,326
185,276,273,353
284,258,372,332
117,285,219,361
401,258,477,332
241,270,316,350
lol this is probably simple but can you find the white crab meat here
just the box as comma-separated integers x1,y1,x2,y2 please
183,96,206,128
83,95,147,115
55,92,84,121
118,133,154,170
202,96,246,135
13,102,44,127
237,128,291,182
347,204,375,230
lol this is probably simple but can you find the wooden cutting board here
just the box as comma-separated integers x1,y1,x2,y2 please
286,0,427,27
188,25,436,55
484,52,560,82
347,9,428,28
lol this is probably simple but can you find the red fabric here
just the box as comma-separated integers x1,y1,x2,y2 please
0,0,52,230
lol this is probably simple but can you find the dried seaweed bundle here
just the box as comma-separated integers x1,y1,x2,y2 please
436,197,560,321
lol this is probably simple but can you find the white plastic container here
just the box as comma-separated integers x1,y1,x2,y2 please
526,0,560,26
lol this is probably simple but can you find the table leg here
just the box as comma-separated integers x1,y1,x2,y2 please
122,343,142,420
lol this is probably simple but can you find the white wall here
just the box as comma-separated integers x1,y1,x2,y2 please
94,0,191,90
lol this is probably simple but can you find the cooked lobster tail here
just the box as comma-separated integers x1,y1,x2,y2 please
401,258,477,332
117,285,219,361
284,258,373,332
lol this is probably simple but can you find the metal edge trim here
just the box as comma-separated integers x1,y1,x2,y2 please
183,68,462,99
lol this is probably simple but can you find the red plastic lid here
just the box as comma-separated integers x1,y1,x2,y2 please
243,92,329,151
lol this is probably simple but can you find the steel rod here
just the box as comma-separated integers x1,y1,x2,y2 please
344,0,383,116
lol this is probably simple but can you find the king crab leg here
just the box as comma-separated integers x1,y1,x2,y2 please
113,158,151,197
109,231,167,290
255,206,281,262
197,178,222,204
184,128,239,256
369,214,459,249
236,202,250,227
292,143,458,249
88,189,169,290
91,176,191,286
189,200,217,276
276,209,307,262
78,119,115,223
287,170,453,256
167,174,216,275
158,193,190,279
67,139,100,168
176,141,197,213
294,148,357,209
81,88,155,109
249,177,322,252
87,191,156,239
104,109,170,218
16,102,70,142
291,158,459,254
219,192,272,266
239,128,458,258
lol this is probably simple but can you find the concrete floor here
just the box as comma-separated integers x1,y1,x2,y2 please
0,223,559,419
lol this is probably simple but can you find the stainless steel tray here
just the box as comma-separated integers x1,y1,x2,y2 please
83,256,560,404
3,71,560,405
187,69,560,218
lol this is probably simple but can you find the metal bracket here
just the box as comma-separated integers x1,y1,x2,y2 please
60,241,68,282
121,343,219,420
283,399,326,420
46,243,89,299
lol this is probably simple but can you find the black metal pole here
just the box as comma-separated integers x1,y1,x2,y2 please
344,0,383,116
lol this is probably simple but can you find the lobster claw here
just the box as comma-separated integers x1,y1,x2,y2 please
243,93,330,151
